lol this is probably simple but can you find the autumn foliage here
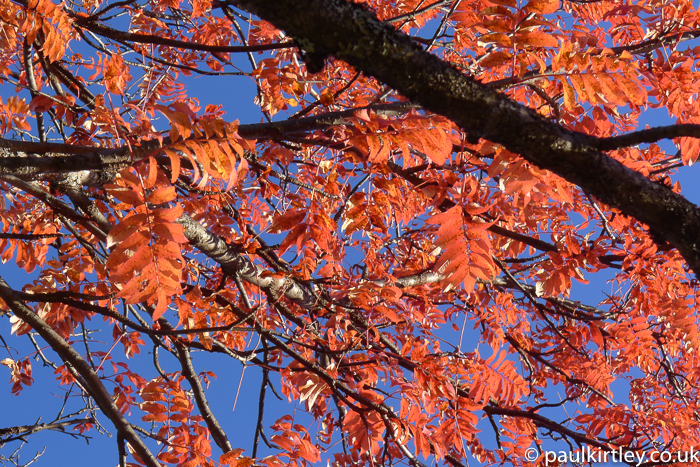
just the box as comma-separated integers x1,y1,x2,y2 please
2,0,700,466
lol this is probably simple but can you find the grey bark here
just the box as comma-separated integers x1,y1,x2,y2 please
0,103,415,176
175,215,321,309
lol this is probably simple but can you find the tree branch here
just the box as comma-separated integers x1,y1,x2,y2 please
75,16,294,54
0,103,416,176
174,343,232,453
597,124,700,151
175,215,323,310
225,0,700,275
0,277,162,467
0,418,93,440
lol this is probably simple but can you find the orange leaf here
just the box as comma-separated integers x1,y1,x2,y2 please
561,77,576,111
152,205,184,222
523,0,558,13
514,31,559,48
155,105,192,140
580,73,603,105
485,0,516,7
618,77,646,106
152,291,168,320
164,148,182,183
107,214,148,249
147,186,177,205
103,54,131,95
152,222,188,243
109,185,145,206
269,210,307,234
598,74,628,106
680,136,700,166
142,413,168,422
367,135,391,163
480,51,513,68
144,157,158,190
220,449,246,465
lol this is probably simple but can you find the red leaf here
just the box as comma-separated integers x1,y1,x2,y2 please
523,0,558,13
269,210,307,234
514,31,559,48
147,186,177,205
107,214,148,249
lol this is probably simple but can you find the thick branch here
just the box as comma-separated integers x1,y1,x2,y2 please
226,0,700,274
0,103,415,176
0,277,162,467
75,17,293,54
0,139,160,177
597,124,700,151
0,233,63,240
175,215,323,309
609,28,700,56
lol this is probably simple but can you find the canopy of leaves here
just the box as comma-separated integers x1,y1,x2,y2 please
1,0,700,466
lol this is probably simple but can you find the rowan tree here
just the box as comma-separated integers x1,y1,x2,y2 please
1,0,700,465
